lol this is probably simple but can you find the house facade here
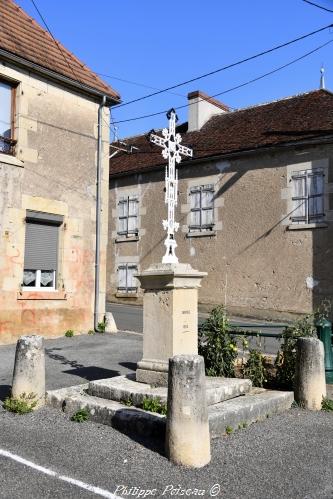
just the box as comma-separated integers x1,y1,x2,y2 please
108,90,333,321
0,0,119,343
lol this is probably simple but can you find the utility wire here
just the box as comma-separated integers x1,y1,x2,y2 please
113,39,333,125
113,23,333,110
302,0,333,13
29,0,83,85
95,72,186,99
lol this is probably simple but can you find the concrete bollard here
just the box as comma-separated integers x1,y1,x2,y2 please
105,312,117,333
294,337,326,410
12,335,45,408
166,355,211,468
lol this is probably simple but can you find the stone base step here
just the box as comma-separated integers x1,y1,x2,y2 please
88,374,252,407
46,384,293,439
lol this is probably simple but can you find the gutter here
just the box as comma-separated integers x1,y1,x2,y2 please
109,134,333,179
0,48,120,106
94,96,107,331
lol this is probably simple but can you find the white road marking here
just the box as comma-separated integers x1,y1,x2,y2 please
0,449,121,499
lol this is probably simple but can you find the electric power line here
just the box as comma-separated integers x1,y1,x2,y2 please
112,23,333,110
113,39,333,125
302,0,333,13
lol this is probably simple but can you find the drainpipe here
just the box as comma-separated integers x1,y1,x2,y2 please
94,95,107,331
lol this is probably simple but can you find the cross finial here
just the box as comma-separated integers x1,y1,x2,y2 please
320,65,325,90
149,110,193,264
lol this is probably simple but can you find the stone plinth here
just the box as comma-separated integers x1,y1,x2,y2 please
135,263,206,386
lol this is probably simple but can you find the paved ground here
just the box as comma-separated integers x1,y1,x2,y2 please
0,402,332,499
107,302,284,354
0,332,142,398
0,333,332,498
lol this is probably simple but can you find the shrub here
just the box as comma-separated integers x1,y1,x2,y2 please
321,398,333,412
3,392,37,414
65,329,74,337
71,408,89,422
198,306,238,377
275,315,317,390
243,349,267,387
141,397,167,415
96,319,107,334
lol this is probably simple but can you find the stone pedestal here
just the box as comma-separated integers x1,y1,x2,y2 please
135,263,206,386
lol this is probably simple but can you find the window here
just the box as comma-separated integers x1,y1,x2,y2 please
291,169,325,224
0,80,15,155
189,185,214,232
118,196,138,236
117,264,138,294
22,211,63,291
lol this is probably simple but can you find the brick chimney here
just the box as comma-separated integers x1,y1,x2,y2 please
187,91,229,132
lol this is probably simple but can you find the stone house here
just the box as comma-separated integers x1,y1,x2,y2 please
108,89,333,321
0,0,120,343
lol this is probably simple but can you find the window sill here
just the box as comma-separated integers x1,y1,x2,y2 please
186,231,216,238
287,223,328,231
17,290,67,300
115,235,139,243
115,292,138,298
0,153,24,168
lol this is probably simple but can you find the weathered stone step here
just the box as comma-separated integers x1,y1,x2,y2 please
46,384,293,439
88,374,252,407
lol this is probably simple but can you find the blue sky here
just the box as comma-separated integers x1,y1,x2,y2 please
16,0,333,139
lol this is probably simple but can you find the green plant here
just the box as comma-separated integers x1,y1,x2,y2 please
238,422,248,430
88,329,95,335
123,397,133,407
198,306,238,377
225,425,233,435
321,397,333,412
71,408,89,422
65,329,74,337
3,392,37,414
96,319,107,334
275,315,317,389
243,349,267,387
141,397,167,415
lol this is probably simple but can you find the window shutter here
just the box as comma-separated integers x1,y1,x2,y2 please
24,222,59,271
292,173,307,220
309,171,324,218
128,198,138,232
127,265,137,289
118,266,127,289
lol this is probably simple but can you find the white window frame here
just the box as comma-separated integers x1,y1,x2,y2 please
189,184,215,232
291,168,325,225
22,269,56,292
117,264,138,294
117,196,139,236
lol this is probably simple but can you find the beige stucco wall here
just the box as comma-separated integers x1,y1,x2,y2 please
107,142,333,321
0,61,110,343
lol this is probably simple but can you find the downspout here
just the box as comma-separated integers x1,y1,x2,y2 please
94,95,107,331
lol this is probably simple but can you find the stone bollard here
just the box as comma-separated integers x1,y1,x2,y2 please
166,355,211,468
105,312,117,333
294,337,326,410
12,335,45,408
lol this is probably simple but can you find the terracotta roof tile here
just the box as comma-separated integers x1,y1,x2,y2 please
0,0,120,101
110,89,333,177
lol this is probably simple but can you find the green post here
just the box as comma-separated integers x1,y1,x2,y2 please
316,318,333,384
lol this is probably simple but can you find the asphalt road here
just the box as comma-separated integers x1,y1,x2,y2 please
107,302,284,354
0,403,332,499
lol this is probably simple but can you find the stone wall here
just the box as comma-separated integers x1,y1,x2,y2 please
0,61,110,343
107,142,333,321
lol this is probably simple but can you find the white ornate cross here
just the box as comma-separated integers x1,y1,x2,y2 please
149,109,193,264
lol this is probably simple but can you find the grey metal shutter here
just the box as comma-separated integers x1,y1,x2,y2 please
24,222,59,271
